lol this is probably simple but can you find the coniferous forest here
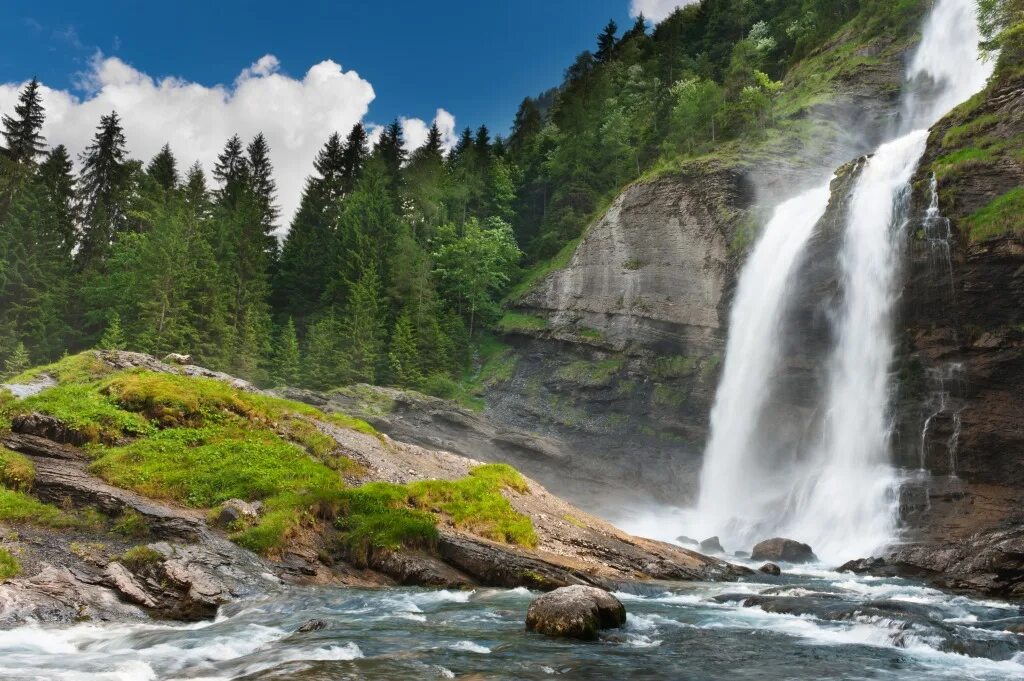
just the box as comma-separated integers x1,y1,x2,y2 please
0,0,929,394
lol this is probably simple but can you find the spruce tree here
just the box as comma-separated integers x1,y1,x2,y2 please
339,123,369,196
38,145,78,258
76,111,130,270
388,311,422,387
271,318,302,386
1,78,46,165
98,312,125,350
246,132,280,245
146,143,179,192
339,264,386,384
3,342,30,378
596,19,619,62
303,312,342,389
182,162,210,217
213,134,250,204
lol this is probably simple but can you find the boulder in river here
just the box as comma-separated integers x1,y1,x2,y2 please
296,618,328,633
751,538,816,563
759,563,782,576
525,585,626,641
700,536,724,554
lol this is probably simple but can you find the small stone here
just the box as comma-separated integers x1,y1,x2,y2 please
162,353,194,365
297,618,328,633
759,563,782,576
525,585,626,641
214,499,261,528
700,536,724,554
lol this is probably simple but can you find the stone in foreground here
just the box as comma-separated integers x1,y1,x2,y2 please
751,538,817,564
525,585,626,641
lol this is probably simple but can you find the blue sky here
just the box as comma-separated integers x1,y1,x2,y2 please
0,0,689,222
0,0,643,135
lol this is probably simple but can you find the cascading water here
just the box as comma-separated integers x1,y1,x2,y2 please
692,0,992,563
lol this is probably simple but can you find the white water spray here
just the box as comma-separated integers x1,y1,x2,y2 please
691,0,992,563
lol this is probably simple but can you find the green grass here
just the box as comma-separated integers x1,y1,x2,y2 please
120,545,162,570
0,487,80,528
6,352,113,386
336,463,537,563
506,237,582,303
650,356,698,380
0,547,20,579
495,312,548,334
933,147,997,180
112,509,149,538
0,448,34,492
18,383,152,443
555,359,623,388
964,188,1024,242
942,113,1003,149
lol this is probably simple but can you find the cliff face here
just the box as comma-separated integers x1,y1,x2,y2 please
466,28,916,511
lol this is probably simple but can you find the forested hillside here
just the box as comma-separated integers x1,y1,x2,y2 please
0,0,952,396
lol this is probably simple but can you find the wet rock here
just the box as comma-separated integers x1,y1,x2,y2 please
759,563,782,576
11,413,89,446
734,551,750,558
215,499,261,529
296,618,328,633
103,562,157,608
700,536,724,554
0,566,147,626
525,585,626,641
676,535,699,546
751,538,817,564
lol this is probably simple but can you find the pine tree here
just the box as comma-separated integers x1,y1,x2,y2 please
596,19,619,63
246,132,280,244
146,143,179,192
98,312,125,350
1,78,46,165
388,311,422,387
339,123,369,196
76,111,130,270
373,119,406,207
303,312,342,389
213,134,250,205
339,264,386,384
38,145,78,258
182,162,210,217
271,318,302,386
314,131,347,201
3,342,30,378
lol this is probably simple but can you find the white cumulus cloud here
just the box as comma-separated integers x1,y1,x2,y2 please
629,0,700,22
0,53,457,231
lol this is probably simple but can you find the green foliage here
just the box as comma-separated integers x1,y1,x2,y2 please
7,352,112,385
120,545,162,570
964,188,1024,242
555,359,623,387
0,448,34,492
495,312,548,333
3,343,30,379
0,548,20,580
0,487,79,528
271,319,302,387
18,383,152,443
111,509,149,538
650,355,698,380
97,313,125,351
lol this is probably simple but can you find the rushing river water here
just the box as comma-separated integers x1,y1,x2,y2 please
3,569,1023,680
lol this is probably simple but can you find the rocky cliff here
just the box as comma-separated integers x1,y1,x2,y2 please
431,23,921,512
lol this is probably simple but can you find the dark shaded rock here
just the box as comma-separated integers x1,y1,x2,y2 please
525,585,626,641
751,538,817,563
759,563,782,576
11,413,89,446
676,535,699,546
734,551,750,558
700,536,724,554
297,618,328,633
437,532,594,591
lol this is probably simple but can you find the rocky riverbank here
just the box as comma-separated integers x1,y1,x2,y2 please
0,351,746,626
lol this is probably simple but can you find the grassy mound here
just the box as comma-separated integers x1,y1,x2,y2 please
0,352,538,559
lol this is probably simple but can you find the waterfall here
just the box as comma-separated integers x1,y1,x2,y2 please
692,0,992,563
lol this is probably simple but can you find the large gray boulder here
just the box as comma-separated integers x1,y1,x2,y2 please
751,538,817,564
525,585,626,641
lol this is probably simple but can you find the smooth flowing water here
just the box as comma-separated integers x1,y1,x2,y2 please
690,0,994,563
3,573,1022,680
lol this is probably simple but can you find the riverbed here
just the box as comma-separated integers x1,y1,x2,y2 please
2,566,1022,680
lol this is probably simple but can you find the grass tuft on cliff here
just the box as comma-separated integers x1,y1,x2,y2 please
0,448,34,492
0,548,20,580
965,187,1024,242
0,487,80,528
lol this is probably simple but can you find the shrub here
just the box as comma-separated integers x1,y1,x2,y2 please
0,449,34,492
112,509,149,538
0,548,20,579
120,545,163,571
